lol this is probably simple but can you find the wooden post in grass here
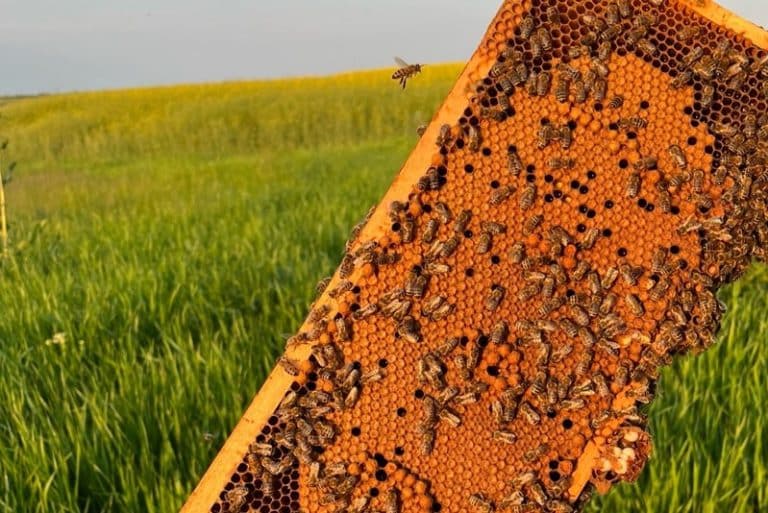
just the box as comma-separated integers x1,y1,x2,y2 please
180,1,768,512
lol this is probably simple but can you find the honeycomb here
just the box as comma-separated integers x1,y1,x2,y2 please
185,1,768,512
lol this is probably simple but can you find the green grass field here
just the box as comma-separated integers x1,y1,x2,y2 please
0,64,766,513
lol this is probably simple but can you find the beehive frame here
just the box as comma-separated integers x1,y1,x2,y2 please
180,1,768,512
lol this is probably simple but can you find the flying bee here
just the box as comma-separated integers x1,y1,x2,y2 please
491,185,516,205
507,148,524,176
469,493,494,513
468,125,481,152
536,71,552,96
392,57,423,89
625,172,641,198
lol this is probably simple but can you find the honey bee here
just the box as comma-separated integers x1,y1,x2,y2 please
435,124,452,148
601,266,619,289
625,172,641,198
568,303,590,326
592,77,607,101
278,356,301,376
509,471,537,489
423,295,454,320
547,157,576,169
554,74,570,103
508,148,524,176
385,488,400,513
636,38,657,55
490,320,510,345
537,123,556,149
492,429,518,445
397,316,420,343
527,482,549,507
316,276,332,295
537,27,553,51
400,217,416,243
454,354,471,381
491,185,516,206
392,57,423,89
572,79,588,104
519,402,541,425
475,231,492,254
434,202,452,224
436,336,460,357
439,235,460,259
677,25,700,42
523,214,543,235
328,279,353,298
420,428,436,455
469,339,484,369
599,292,618,315
468,125,481,152
510,242,526,264
577,326,597,347
579,227,601,250
546,6,561,24
608,95,624,109
516,183,536,211
560,398,586,411
421,218,439,244
454,209,472,233
439,407,462,427
557,318,578,338
536,71,552,96
437,385,459,405
520,15,535,39
469,493,494,513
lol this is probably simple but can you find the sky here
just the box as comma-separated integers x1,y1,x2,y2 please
0,0,765,96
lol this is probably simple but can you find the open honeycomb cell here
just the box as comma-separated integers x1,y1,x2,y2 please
181,1,768,512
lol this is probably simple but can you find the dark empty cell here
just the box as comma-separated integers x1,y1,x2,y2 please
619,159,629,169
604,200,614,209
280,495,291,505
351,426,361,436
374,453,388,467
478,335,489,348
579,204,588,214
618,248,628,257
352,361,361,370
415,389,425,399
231,473,241,483
491,255,501,265
540,117,550,125
465,268,475,277
637,198,647,208
646,203,655,212
465,164,474,173
211,504,221,513
508,144,517,152
433,503,443,513
352,285,361,294
422,204,432,213
549,460,560,470
490,180,500,189
546,409,557,419
545,174,554,183
688,136,697,146
290,490,299,499
391,222,401,232
594,102,604,111
627,131,637,140
440,146,449,156
577,224,587,233
526,175,536,183
553,190,563,199
464,230,473,238
527,164,536,173
684,105,693,115
459,117,468,125
571,180,581,189
464,107,474,116
563,418,574,429
587,170,597,180
268,416,279,426
378,358,389,368
579,185,589,194
396,407,407,417
460,336,469,346
456,139,465,149
370,488,380,498
545,194,554,202
705,145,714,154
609,122,619,130
482,147,492,156
670,245,680,254
349,303,360,312
470,116,480,126
395,446,405,456
549,471,562,482
237,463,248,473
679,259,689,270
242,473,253,483
486,365,500,376
567,120,577,130
375,470,388,482
306,381,316,391
691,120,700,128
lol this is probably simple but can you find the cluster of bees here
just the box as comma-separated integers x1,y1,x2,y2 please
210,0,768,512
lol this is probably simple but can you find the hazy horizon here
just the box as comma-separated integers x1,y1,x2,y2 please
0,0,765,96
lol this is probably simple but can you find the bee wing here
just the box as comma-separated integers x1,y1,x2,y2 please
394,56,410,67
